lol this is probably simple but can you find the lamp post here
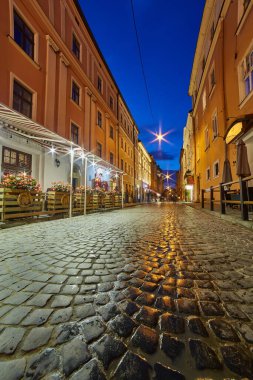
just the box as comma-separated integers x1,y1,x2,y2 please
84,156,87,215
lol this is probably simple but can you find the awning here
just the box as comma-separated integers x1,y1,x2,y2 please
225,114,253,144
0,102,123,174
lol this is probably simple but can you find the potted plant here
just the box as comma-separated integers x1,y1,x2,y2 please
47,181,72,211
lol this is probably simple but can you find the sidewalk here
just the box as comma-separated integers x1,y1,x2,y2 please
187,202,253,230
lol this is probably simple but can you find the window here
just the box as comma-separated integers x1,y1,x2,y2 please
213,161,219,178
2,147,32,174
110,126,114,139
97,111,102,128
210,22,215,41
72,34,80,60
121,138,123,149
13,80,32,118
206,167,210,181
109,96,114,110
71,123,79,144
110,152,114,165
241,49,253,97
72,81,80,105
124,142,127,152
125,162,127,173
209,67,216,91
97,76,102,93
204,128,210,149
14,11,34,59
121,159,124,170
212,112,218,139
97,142,102,157
202,89,207,111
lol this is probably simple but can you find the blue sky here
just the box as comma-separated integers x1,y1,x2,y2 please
79,0,205,170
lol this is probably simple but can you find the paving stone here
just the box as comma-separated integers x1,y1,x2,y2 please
112,351,151,380
177,298,200,315
0,327,25,354
135,292,155,306
70,358,106,380
157,285,176,298
124,287,142,300
161,333,185,360
61,336,91,376
61,285,79,294
129,278,144,287
209,319,240,342
3,292,32,305
163,277,176,286
98,282,114,292
66,276,83,285
85,276,100,284
235,322,253,343
0,288,12,301
189,339,222,370
154,296,176,312
25,348,60,379
81,316,106,343
22,309,53,326
93,334,126,369
196,289,219,302
224,303,250,320
74,295,95,304
131,324,158,354
75,304,96,319
0,358,26,380
140,281,158,292
221,345,253,378
98,302,120,321
55,322,82,345
154,362,185,380
177,287,195,299
0,305,13,318
109,313,137,337
135,306,160,327
1,306,32,324
200,302,225,316
22,327,53,351
160,313,185,334
188,317,209,337
119,300,140,316
26,294,52,307
50,307,72,324
95,293,110,305
51,295,72,307
42,284,62,294
177,279,193,288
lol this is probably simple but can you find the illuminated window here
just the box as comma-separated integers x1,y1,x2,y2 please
241,49,253,97
202,89,207,111
2,147,32,174
14,10,34,59
13,80,32,118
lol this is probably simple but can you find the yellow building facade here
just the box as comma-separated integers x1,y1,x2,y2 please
188,0,253,201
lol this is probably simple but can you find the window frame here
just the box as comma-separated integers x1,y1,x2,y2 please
72,33,80,60
71,122,79,145
109,152,114,165
13,9,34,59
212,111,219,140
2,146,32,174
71,80,80,105
213,160,220,178
109,125,114,139
96,141,102,158
13,79,33,118
204,128,210,150
206,167,211,181
97,110,102,128
109,96,114,110
97,75,103,94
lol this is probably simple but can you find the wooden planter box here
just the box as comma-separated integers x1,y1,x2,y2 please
46,191,70,212
114,195,122,208
0,188,43,221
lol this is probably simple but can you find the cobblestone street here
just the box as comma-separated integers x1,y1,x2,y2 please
0,203,253,380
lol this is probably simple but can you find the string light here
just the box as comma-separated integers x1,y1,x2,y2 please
49,146,56,154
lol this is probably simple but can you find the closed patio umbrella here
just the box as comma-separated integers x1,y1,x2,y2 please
222,158,232,184
236,139,251,177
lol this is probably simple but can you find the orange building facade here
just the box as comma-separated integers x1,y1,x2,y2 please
188,0,253,201
0,0,159,200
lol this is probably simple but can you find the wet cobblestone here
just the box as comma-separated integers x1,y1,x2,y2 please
0,204,253,379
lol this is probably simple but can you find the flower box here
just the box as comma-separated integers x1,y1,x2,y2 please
0,188,43,221
46,191,71,212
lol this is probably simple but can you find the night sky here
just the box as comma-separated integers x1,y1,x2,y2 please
79,0,205,170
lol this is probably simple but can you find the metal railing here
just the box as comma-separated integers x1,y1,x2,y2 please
201,175,253,221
